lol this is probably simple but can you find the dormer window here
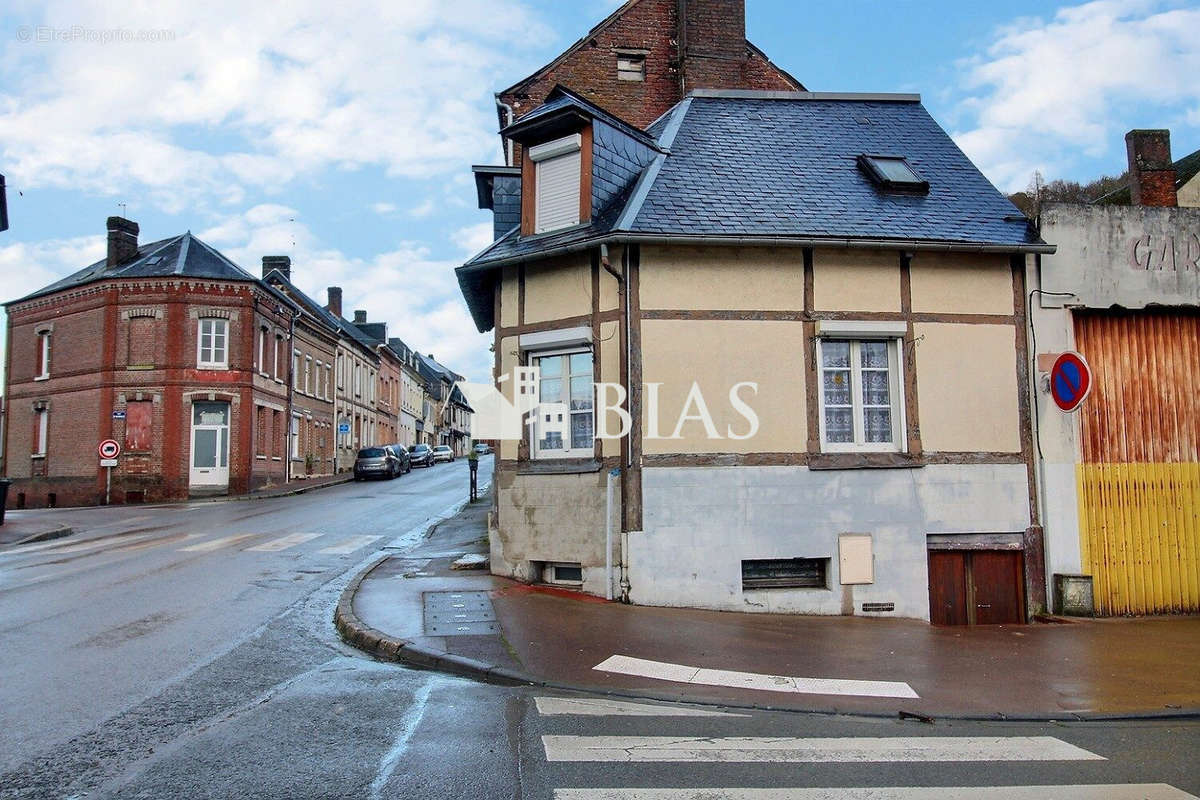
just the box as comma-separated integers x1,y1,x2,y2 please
858,155,928,194
530,134,582,234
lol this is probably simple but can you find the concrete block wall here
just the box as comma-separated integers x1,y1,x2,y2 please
631,464,1031,619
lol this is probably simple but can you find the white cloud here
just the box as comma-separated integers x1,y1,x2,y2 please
451,222,495,256
0,0,552,207
952,0,1200,191
371,202,397,215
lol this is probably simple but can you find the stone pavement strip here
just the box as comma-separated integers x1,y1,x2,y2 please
336,499,1200,721
0,518,73,548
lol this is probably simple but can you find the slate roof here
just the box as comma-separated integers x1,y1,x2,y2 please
10,231,275,305
1094,144,1200,205
458,89,1049,331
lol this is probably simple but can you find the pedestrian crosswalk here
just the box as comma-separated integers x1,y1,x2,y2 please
531,695,1199,800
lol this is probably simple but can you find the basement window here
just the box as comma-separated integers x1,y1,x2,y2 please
546,562,583,585
858,155,928,194
742,558,829,590
616,52,645,81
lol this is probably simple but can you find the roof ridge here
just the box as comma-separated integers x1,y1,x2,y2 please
688,89,921,103
613,97,692,231
174,232,192,275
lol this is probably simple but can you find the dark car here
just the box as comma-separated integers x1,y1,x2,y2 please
353,446,398,480
408,443,434,468
386,444,411,474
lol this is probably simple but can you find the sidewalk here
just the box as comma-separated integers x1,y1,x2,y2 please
337,499,1200,720
249,472,352,499
0,516,72,548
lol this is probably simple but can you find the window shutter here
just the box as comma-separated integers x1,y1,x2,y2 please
535,150,581,233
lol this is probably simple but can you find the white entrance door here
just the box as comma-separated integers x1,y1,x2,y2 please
190,401,230,488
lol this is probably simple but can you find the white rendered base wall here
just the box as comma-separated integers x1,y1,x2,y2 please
630,463,1032,620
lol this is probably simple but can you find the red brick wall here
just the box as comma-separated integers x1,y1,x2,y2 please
3,280,293,506
499,0,801,163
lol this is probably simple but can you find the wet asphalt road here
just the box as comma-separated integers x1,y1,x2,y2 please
1,455,1198,799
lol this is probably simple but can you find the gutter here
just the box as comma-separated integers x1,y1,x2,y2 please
459,232,1057,273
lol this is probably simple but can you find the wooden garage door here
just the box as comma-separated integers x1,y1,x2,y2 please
1075,310,1200,615
928,550,1024,626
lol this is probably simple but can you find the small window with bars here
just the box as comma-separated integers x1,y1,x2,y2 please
741,558,828,590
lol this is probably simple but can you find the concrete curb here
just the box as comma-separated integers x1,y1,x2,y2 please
2,523,74,549
333,556,1200,723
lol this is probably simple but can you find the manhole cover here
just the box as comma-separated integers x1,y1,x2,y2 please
423,591,498,636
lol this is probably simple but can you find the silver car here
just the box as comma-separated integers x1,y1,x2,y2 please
431,445,455,464
353,447,398,480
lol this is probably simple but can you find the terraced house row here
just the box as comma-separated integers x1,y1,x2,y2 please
2,219,472,508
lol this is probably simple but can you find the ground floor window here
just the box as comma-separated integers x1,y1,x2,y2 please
531,349,593,459
818,337,904,452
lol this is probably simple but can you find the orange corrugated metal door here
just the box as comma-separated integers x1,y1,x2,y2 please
1074,310,1200,615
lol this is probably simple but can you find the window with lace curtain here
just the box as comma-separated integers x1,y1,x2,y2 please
817,337,905,452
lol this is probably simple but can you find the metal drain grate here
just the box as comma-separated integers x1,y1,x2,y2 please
422,591,498,636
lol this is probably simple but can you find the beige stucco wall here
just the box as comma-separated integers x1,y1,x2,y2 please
599,245,621,312
1179,173,1200,208
640,319,807,454
599,320,622,457
914,322,1021,453
639,246,806,310
523,253,592,324
910,253,1014,315
812,249,901,312
500,264,519,328
498,335,519,460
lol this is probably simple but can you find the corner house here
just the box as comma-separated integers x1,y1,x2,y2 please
460,87,1053,624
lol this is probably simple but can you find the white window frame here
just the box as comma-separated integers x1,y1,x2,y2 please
325,364,332,400
304,355,312,395
530,134,582,234
291,414,301,458
273,334,283,381
292,350,301,390
529,346,594,460
197,318,229,369
815,327,906,454
33,407,48,457
36,331,51,380
257,327,268,375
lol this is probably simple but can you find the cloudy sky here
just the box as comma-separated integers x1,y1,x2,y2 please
1,0,1197,384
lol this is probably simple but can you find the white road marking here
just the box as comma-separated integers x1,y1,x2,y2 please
317,535,382,555
553,786,1197,799
179,533,259,553
1,531,159,557
535,697,750,718
593,655,919,699
246,533,322,552
540,735,1105,763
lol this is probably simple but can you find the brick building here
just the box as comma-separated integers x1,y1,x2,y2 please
493,0,802,166
261,256,339,479
322,288,384,471
3,217,298,507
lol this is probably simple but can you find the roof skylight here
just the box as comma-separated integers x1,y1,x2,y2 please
858,155,928,193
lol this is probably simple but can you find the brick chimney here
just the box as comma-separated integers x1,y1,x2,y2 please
326,286,343,318
353,310,367,324
106,216,139,267
1126,129,1177,207
679,0,747,92
262,255,291,281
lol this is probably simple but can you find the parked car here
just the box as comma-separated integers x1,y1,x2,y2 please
473,443,491,456
353,447,399,481
386,444,411,475
432,445,455,464
408,443,434,468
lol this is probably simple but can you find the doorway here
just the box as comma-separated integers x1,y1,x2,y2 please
928,549,1025,625
190,401,230,489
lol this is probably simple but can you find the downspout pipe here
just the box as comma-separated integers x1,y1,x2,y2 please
495,96,515,166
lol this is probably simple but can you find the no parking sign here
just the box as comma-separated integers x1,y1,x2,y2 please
1049,352,1092,413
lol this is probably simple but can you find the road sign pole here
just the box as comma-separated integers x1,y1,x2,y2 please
106,465,111,506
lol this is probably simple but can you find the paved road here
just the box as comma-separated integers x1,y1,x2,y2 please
1,454,1197,799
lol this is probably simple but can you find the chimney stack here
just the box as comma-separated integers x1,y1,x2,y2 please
262,255,291,281
326,286,343,318
106,216,139,267
1126,129,1177,207
679,0,748,92
354,310,367,324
